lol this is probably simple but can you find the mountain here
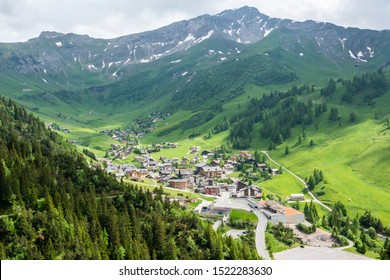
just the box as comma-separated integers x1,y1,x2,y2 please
1,6,389,91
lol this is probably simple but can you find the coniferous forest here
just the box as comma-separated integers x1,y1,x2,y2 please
0,96,259,260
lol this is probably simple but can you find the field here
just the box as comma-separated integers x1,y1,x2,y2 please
266,90,390,224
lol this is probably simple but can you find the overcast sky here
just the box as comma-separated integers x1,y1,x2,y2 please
0,0,389,43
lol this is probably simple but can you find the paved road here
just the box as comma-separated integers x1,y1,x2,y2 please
214,193,271,260
274,245,372,260
261,151,332,212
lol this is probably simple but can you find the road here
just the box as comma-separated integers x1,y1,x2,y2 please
261,151,332,212
214,193,271,260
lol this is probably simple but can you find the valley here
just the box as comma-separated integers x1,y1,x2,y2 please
0,6,390,260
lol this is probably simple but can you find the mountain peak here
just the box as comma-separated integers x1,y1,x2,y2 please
39,31,65,39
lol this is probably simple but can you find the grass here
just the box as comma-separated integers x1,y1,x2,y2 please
229,209,258,223
265,232,293,253
344,247,380,260
261,87,390,225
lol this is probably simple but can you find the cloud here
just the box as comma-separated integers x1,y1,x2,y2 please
0,0,389,42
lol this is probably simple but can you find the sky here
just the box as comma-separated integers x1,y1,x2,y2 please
0,0,389,43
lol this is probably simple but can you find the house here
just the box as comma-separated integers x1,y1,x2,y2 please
290,194,305,201
181,156,189,165
195,162,207,174
236,181,248,191
238,185,262,198
210,160,220,167
271,168,280,176
190,146,201,153
204,185,221,196
200,166,222,178
168,179,190,189
106,164,119,174
127,169,149,180
204,179,215,186
223,164,235,174
178,169,193,178
257,163,268,171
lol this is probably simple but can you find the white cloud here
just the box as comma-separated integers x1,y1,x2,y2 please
0,0,389,42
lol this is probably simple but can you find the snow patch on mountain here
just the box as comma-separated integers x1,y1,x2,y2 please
171,59,182,63
357,51,367,62
367,47,375,57
42,78,48,84
88,64,98,70
55,42,62,47
339,37,347,50
264,27,274,37
349,50,367,62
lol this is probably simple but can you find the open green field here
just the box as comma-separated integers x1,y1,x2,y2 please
266,91,390,224
230,209,258,223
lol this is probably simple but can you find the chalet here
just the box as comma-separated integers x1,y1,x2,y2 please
195,162,207,174
181,156,189,165
190,146,201,153
142,160,159,170
172,157,179,163
223,164,235,174
204,179,215,186
257,163,268,171
161,162,174,170
178,169,193,178
201,150,210,156
121,164,136,173
204,185,221,196
271,168,280,176
239,151,252,160
210,160,220,167
200,166,222,178
127,169,149,180
238,185,262,198
236,181,248,191
168,179,191,189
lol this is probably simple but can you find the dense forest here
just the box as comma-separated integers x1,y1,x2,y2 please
0,96,258,260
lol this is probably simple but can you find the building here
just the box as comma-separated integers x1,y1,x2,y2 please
204,185,221,196
290,194,305,201
200,166,222,178
238,185,262,198
261,201,305,224
168,179,191,189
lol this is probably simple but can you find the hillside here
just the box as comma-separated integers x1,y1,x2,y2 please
0,96,259,260
0,6,390,233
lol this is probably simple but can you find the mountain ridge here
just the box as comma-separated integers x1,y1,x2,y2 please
1,5,389,88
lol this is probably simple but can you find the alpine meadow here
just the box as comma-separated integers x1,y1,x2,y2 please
0,6,390,260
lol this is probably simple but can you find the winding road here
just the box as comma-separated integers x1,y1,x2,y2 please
261,151,332,212
214,193,271,260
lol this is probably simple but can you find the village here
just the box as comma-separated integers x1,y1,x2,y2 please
93,145,305,215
